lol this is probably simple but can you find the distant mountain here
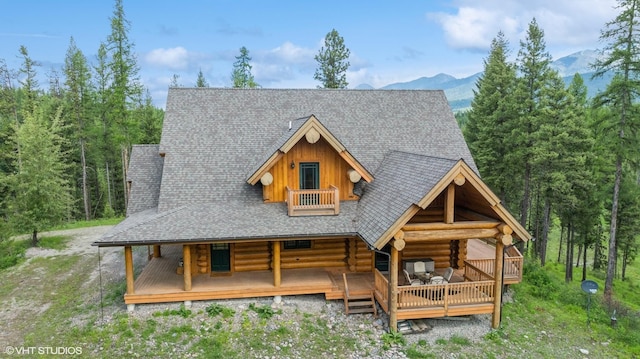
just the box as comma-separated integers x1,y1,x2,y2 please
356,50,610,112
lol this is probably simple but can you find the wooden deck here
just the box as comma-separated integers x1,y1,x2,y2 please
126,245,373,305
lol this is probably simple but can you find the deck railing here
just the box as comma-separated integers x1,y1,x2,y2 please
464,245,524,284
286,186,339,216
397,280,495,309
373,269,389,312
464,259,495,282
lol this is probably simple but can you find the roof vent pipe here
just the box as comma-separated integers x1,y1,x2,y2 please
289,121,292,130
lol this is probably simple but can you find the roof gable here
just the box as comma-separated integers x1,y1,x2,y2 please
246,115,373,185
357,153,531,250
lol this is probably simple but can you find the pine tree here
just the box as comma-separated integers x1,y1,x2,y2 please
104,0,143,213
314,29,350,89
231,47,258,88
63,37,94,220
196,69,209,88
18,46,40,118
592,0,640,301
465,32,519,207
512,18,554,232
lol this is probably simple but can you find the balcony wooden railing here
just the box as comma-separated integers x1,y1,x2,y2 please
464,245,523,284
286,185,340,216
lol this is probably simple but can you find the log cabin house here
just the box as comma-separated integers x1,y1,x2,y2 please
93,88,530,330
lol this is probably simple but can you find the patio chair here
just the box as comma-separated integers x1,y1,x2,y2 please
443,267,454,283
413,261,426,276
403,269,422,286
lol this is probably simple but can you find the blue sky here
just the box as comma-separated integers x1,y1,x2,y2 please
0,0,618,107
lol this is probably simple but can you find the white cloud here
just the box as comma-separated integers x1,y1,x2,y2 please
143,46,192,70
428,0,618,53
262,41,316,65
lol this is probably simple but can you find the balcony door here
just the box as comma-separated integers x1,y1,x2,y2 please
299,162,320,205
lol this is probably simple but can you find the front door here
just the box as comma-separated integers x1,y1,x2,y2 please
299,162,320,205
211,243,231,272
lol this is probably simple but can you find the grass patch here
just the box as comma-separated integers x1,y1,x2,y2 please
38,235,71,250
248,302,279,320
0,238,29,270
51,217,124,231
153,304,193,318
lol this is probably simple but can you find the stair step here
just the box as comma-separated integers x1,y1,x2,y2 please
348,307,375,314
348,295,373,300
349,301,374,307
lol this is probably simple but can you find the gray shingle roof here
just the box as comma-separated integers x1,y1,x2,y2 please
156,88,476,212
95,88,477,246
126,145,163,215
356,151,459,247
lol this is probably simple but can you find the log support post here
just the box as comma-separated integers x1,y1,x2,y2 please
445,183,455,224
124,246,135,295
183,244,192,291
389,241,400,332
492,241,504,328
273,241,281,287
153,244,161,258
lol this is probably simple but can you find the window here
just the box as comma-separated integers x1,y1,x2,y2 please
283,240,312,249
299,162,319,189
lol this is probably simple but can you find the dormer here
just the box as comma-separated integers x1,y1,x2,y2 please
247,115,372,216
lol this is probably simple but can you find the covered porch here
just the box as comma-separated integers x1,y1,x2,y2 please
123,244,373,305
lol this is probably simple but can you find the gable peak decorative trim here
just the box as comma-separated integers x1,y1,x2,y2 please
247,115,373,184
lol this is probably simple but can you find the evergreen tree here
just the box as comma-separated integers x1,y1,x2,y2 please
616,170,640,280
512,18,554,232
465,32,519,207
135,90,163,144
196,69,209,88
63,37,94,220
4,105,72,244
592,0,640,301
170,74,181,88
314,29,350,88
18,46,40,118
104,0,143,213
231,47,258,88
534,71,594,267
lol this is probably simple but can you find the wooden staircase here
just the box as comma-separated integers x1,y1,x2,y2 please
342,273,377,316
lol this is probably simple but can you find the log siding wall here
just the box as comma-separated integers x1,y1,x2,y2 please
262,138,358,202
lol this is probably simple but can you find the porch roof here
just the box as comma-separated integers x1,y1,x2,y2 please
96,200,359,247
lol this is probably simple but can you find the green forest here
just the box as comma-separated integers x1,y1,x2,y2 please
0,0,163,244
0,0,638,307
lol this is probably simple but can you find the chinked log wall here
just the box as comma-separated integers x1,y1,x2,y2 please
401,240,467,269
233,238,372,272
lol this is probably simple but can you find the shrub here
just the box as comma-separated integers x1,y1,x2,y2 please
206,303,235,318
0,239,29,270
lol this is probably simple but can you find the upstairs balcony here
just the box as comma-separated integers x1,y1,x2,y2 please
286,185,340,216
